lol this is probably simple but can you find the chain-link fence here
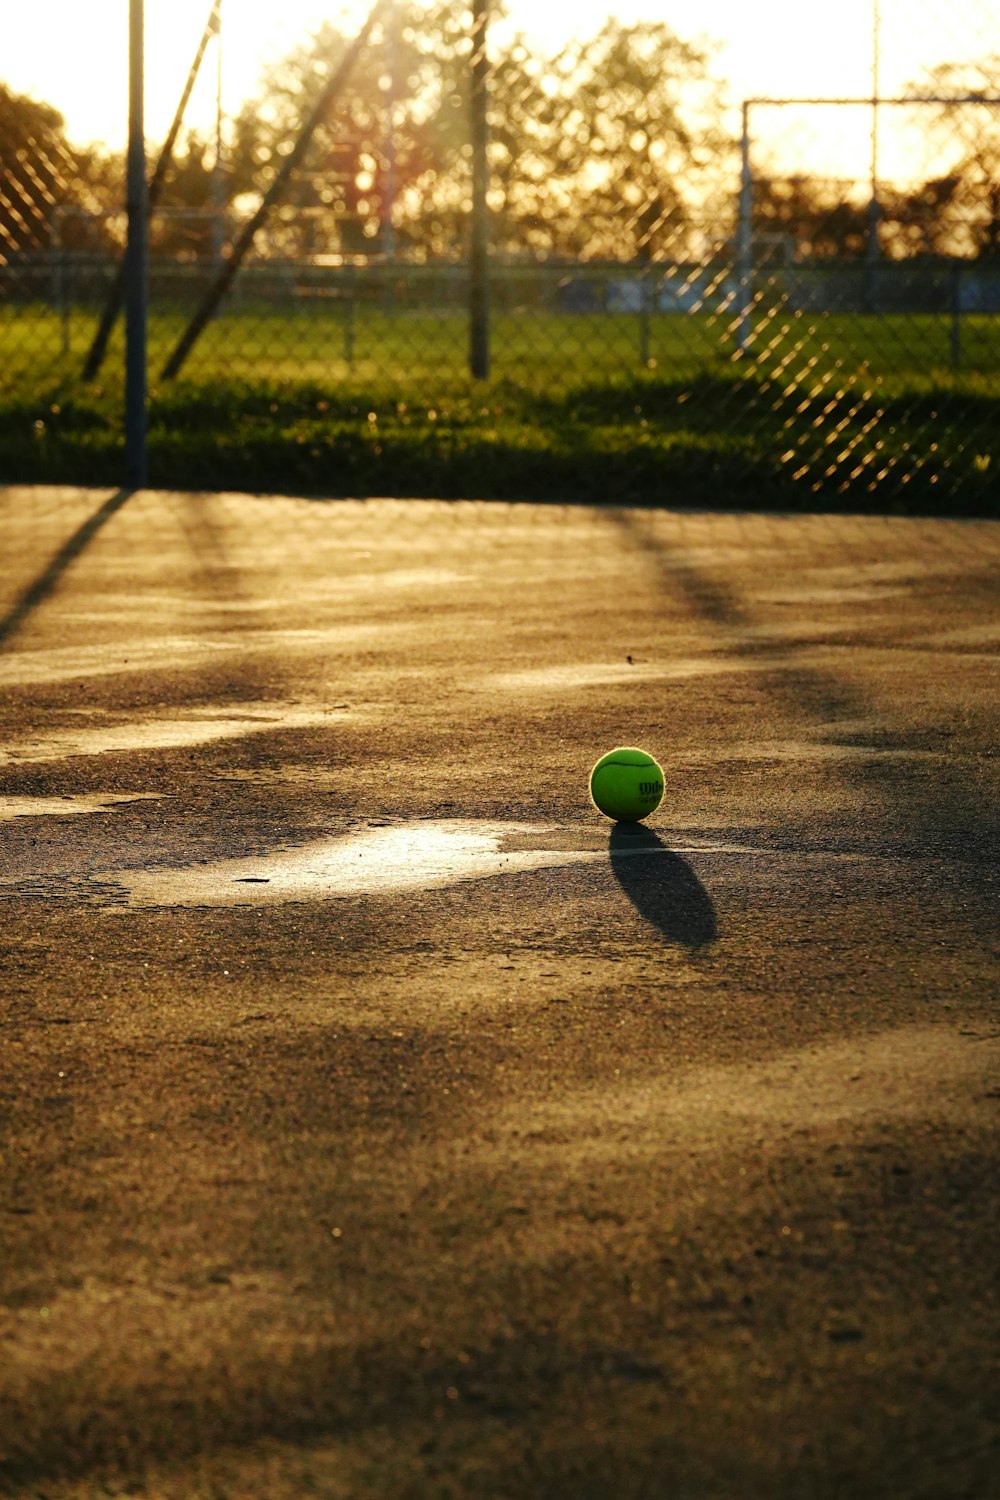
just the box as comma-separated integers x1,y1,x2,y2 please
2,0,999,511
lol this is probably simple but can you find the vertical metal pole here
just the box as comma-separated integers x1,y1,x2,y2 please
383,4,397,260
736,101,753,354
125,0,148,487
639,267,651,369
52,207,70,357
950,260,962,370
345,264,356,368
212,0,225,269
469,0,490,380
865,0,881,313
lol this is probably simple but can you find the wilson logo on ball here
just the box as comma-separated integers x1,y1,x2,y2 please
588,747,665,824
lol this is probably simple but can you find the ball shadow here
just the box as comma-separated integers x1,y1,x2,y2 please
609,823,718,949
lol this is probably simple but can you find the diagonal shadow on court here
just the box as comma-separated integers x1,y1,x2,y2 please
0,488,136,652
609,822,717,948
602,506,868,728
603,508,1000,913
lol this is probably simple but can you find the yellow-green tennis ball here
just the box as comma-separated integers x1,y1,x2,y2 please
589,746,664,823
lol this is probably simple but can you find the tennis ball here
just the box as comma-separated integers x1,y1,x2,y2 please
589,746,664,823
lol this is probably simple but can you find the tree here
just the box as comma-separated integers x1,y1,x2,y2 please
226,2,478,259
750,175,870,260
878,175,965,260
151,128,228,260
0,83,118,260
222,5,731,262
489,21,730,261
904,58,1000,258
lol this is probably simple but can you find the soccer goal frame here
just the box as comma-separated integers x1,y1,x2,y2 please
734,92,1000,353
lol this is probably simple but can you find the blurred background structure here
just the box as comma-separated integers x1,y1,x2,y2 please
1,0,999,509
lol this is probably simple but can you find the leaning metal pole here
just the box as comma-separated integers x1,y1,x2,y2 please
85,0,221,381
125,0,148,487
160,0,385,381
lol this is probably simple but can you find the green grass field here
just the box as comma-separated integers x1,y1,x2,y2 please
2,299,997,513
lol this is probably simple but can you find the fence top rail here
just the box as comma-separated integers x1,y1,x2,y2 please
743,94,1000,107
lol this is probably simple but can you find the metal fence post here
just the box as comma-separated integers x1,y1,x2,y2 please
950,259,962,370
865,0,881,312
736,101,753,355
51,206,70,357
639,266,652,368
345,264,356,369
469,0,490,380
125,0,148,487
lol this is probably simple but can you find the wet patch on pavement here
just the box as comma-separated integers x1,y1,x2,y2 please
97,819,751,911
111,820,602,908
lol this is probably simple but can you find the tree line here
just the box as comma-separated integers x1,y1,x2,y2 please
1,7,998,268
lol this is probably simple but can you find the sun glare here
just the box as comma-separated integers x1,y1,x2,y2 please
3,0,999,175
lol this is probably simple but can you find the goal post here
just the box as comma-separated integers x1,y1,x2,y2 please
735,92,1000,357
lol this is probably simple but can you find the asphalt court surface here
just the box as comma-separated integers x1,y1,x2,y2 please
0,487,998,1498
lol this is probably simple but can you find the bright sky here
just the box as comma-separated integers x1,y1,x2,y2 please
4,0,998,179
